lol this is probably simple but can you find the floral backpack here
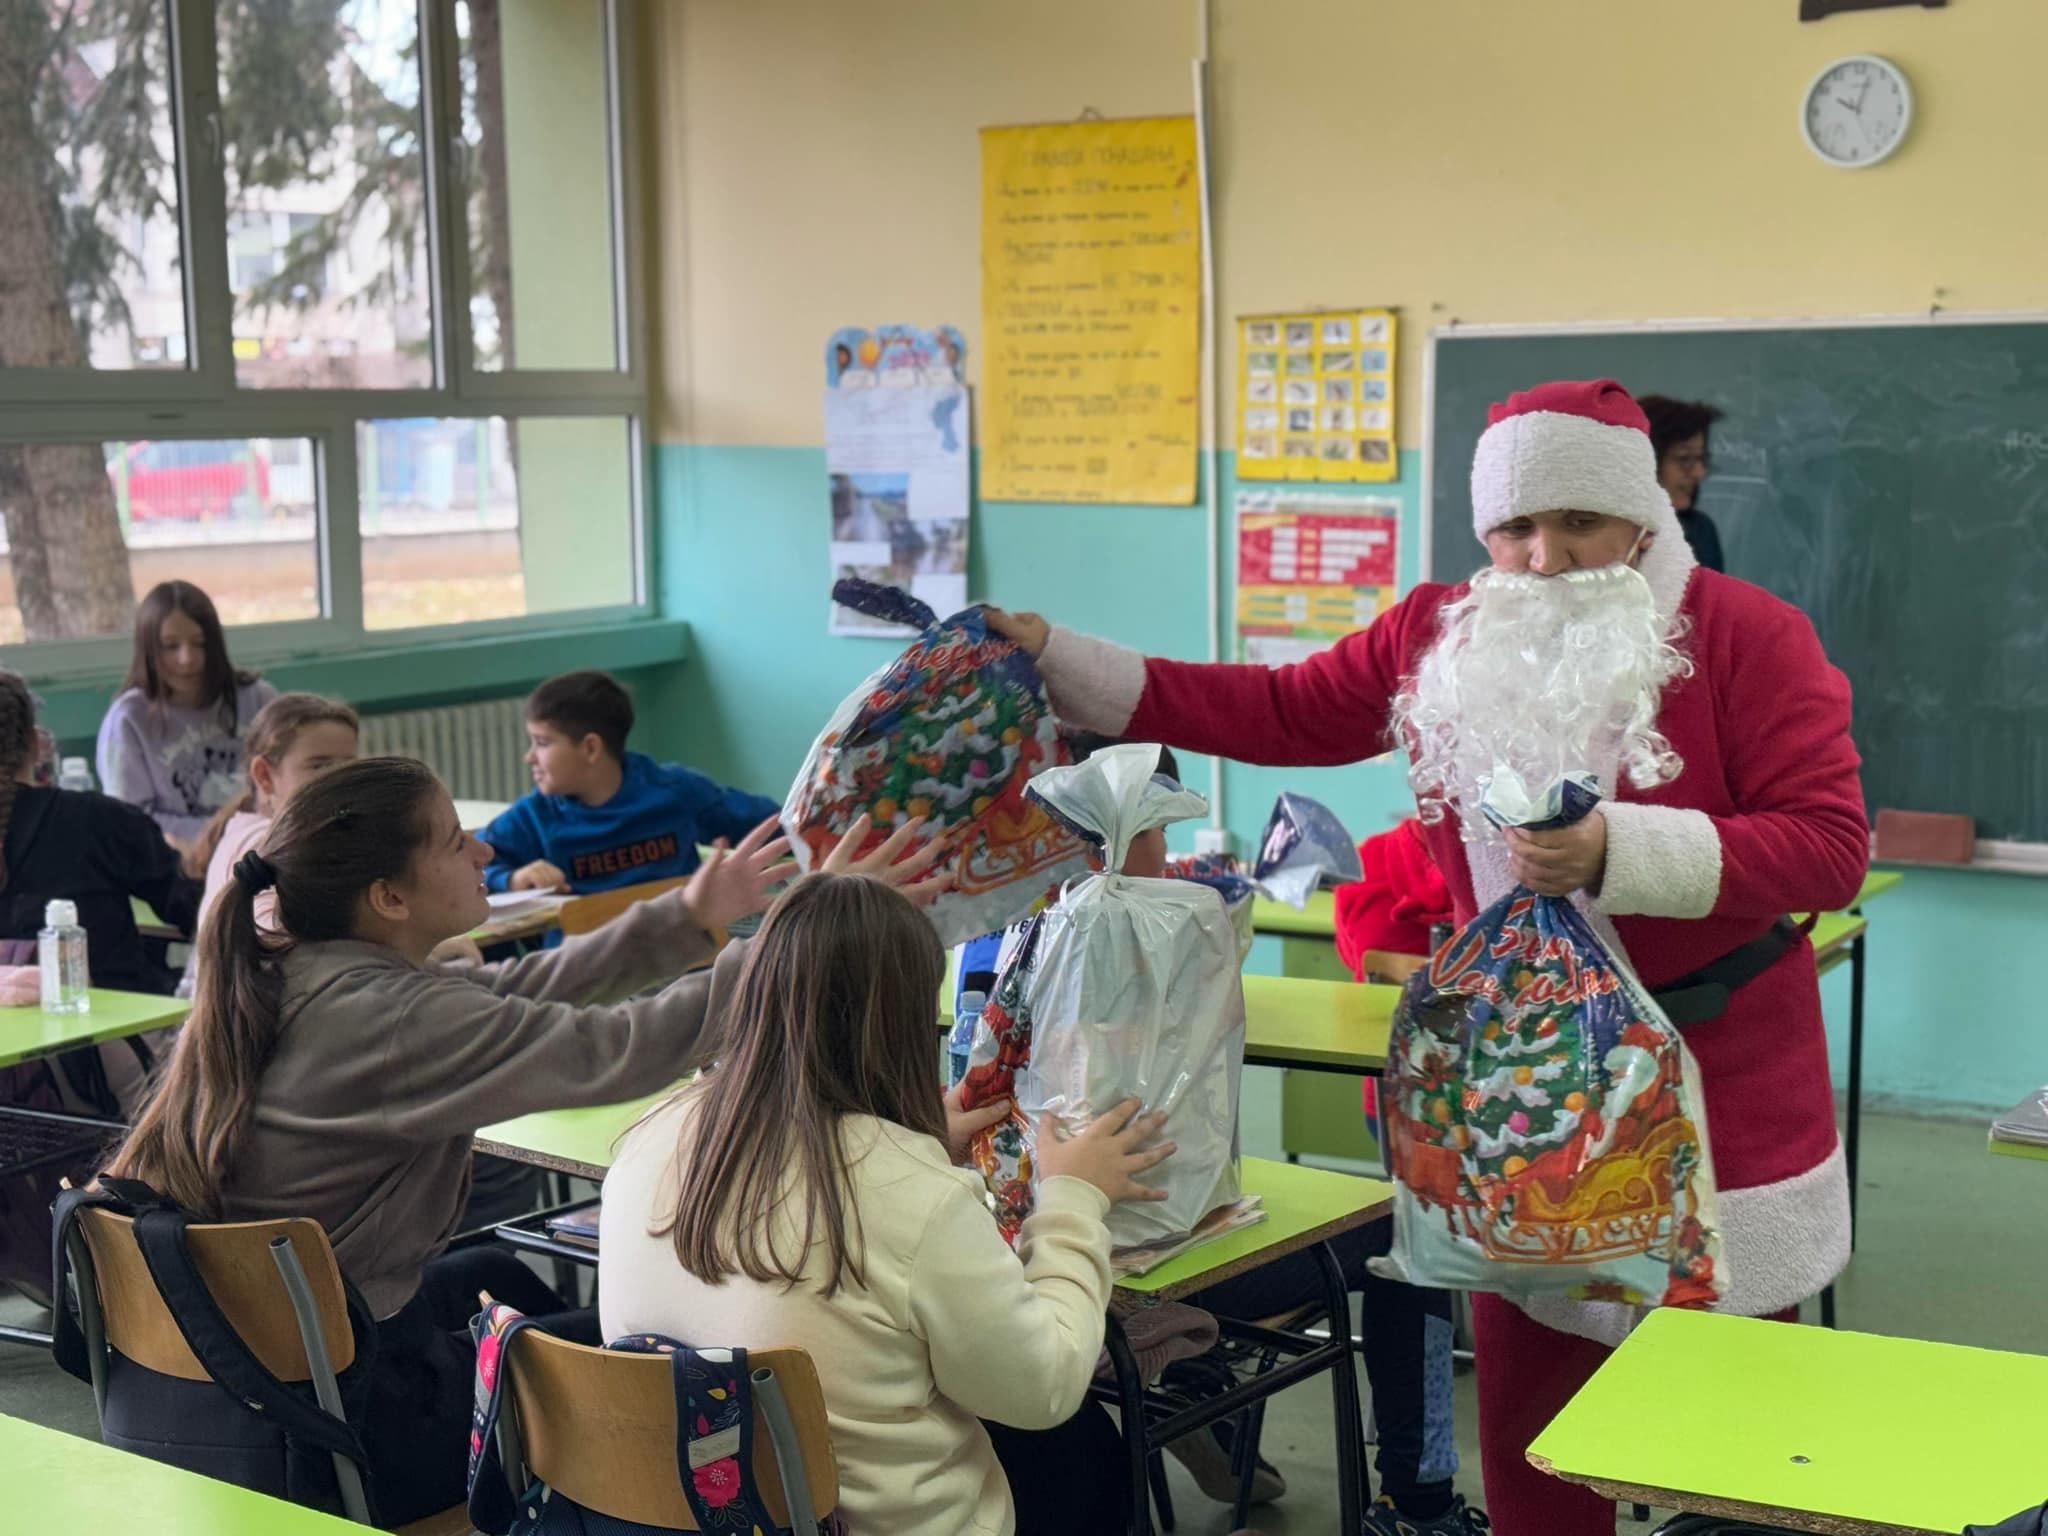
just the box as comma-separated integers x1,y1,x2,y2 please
465,1301,845,1536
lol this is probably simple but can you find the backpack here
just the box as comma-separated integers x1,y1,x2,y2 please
51,1177,380,1519
466,1299,845,1535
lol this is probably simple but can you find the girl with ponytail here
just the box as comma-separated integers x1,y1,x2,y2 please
103,758,949,1524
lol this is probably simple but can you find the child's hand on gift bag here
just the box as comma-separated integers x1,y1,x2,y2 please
821,813,955,905
679,818,797,933
983,607,1051,660
943,1082,1010,1165
1505,812,1607,897
1036,1098,1176,1205
510,859,569,893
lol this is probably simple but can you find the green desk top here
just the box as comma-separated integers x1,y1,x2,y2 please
5,1413,367,1533
1528,1309,2048,1535
1853,870,1904,904
477,1088,675,1180
0,989,190,1068
1252,888,1338,939
1118,1156,1390,1300
1242,973,1395,1073
1988,1133,2048,1162
130,894,185,941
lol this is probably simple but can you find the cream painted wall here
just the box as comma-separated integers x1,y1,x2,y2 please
649,0,2048,448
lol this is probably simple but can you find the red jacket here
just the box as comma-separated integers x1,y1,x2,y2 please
1040,566,1867,1319
1334,818,1453,980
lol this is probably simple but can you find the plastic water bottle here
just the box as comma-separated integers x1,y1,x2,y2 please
39,900,89,1014
949,989,986,1087
57,757,94,794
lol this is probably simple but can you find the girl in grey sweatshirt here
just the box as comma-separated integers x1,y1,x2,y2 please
101,755,947,1526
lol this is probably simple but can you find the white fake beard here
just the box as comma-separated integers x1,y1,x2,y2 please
1391,563,1691,841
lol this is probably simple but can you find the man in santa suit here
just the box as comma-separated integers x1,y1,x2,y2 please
989,378,1866,1534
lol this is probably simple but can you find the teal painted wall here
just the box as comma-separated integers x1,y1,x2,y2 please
652,439,2046,1113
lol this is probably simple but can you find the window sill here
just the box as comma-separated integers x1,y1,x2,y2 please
37,618,690,747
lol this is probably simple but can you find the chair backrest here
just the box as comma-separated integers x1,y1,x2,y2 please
74,1207,355,1382
1362,948,1428,985
557,876,690,938
505,1329,838,1529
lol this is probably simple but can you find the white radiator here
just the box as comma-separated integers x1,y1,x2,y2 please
358,696,530,803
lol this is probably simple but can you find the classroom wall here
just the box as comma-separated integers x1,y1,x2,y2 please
644,0,2048,1110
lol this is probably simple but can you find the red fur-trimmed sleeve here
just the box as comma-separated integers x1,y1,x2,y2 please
1113,587,1447,768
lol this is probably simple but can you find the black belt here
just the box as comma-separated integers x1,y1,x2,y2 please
1651,915,1812,1026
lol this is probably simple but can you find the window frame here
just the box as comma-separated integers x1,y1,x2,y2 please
0,0,652,683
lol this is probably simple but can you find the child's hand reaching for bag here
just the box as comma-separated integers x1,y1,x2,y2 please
821,813,955,905
1035,1098,1175,1205
679,817,797,933
943,1082,1011,1165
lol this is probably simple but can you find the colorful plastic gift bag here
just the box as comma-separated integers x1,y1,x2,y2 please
1374,772,1725,1307
959,744,1247,1252
782,580,1094,946
1253,791,1363,909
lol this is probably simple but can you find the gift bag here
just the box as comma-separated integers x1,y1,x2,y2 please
959,744,1247,1251
1253,791,1363,909
1374,774,1725,1307
782,580,1094,946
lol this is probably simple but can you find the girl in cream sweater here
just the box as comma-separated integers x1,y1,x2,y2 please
600,871,1174,1536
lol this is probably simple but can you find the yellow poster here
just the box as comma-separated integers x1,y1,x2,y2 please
1236,309,1398,483
979,116,1201,504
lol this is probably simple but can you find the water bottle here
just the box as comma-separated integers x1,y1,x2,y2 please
57,757,94,794
39,900,90,1014
948,988,986,1088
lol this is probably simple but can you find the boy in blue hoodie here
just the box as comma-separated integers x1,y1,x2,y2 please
482,670,780,895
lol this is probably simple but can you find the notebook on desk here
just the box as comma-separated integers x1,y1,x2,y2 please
543,1202,601,1249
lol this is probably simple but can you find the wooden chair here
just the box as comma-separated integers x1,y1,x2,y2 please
488,1327,838,1530
557,876,691,938
1359,948,1428,985
65,1208,472,1535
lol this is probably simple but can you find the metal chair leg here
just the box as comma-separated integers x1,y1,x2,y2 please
1103,1315,1154,1535
1145,1451,1176,1531
270,1237,371,1526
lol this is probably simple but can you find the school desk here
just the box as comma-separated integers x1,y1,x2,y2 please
0,987,189,1347
4,1413,374,1535
1527,1308,2048,1535
1988,1132,2048,1162
130,895,185,942
0,987,188,1069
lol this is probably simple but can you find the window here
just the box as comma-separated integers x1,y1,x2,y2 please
0,436,320,644
0,0,645,666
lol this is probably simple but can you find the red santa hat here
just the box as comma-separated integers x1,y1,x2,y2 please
1469,378,1685,548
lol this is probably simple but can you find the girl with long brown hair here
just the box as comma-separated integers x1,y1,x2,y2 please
102,759,945,1525
600,871,1175,1536
95,580,277,845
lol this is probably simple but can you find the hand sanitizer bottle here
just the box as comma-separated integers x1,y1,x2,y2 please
39,900,89,1013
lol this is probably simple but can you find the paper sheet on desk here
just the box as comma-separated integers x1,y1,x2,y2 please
483,891,571,920
1992,1089,2048,1147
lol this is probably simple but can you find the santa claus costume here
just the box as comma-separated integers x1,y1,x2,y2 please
1032,379,1867,1534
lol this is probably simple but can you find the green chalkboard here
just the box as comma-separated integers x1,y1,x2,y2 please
1428,322,2048,844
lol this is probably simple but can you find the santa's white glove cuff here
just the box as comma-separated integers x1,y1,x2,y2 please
1038,626,1146,736
1596,802,1722,919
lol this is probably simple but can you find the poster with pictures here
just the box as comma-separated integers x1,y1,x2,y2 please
1234,488,1399,666
1236,308,1398,483
823,325,971,637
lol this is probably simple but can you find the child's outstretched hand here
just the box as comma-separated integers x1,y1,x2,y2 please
679,817,796,933
943,1082,1010,1165
1035,1098,1175,1205
821,813,955,906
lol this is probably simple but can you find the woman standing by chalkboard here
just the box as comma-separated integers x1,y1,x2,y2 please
1639,395,1726,573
